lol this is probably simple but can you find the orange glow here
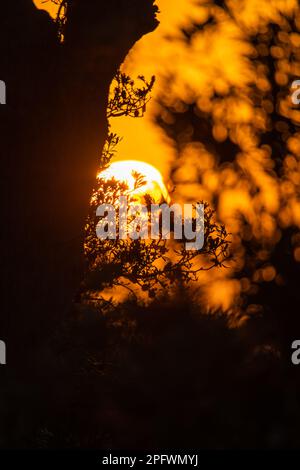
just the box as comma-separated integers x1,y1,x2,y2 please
33,0,300,317
98,160,170,204
34,0,57,17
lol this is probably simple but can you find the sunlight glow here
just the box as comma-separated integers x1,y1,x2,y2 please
98,160,170,204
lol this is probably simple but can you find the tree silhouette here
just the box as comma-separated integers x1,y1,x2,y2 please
107,72,155,118
0,0,159,446
82,69,229,308
2,0,300,452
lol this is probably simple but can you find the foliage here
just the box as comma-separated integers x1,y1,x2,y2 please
83,173,229,306
100,133,122,169
80,58,229,309
47,0,68,41
107,72,155,118
155,9,300,324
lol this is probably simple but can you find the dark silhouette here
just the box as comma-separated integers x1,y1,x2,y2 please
0,0,158,445
0,0,158,359
1,0,300,451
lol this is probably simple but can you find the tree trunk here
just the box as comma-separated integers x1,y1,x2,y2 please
0,0,158,365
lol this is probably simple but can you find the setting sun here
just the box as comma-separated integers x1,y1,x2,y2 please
3,0,300,453
98,160,170,203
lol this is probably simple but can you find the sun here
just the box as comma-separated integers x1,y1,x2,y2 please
98,160,170,203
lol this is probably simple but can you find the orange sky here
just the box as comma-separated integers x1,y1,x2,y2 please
34,0,299,177
33,0,300,318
